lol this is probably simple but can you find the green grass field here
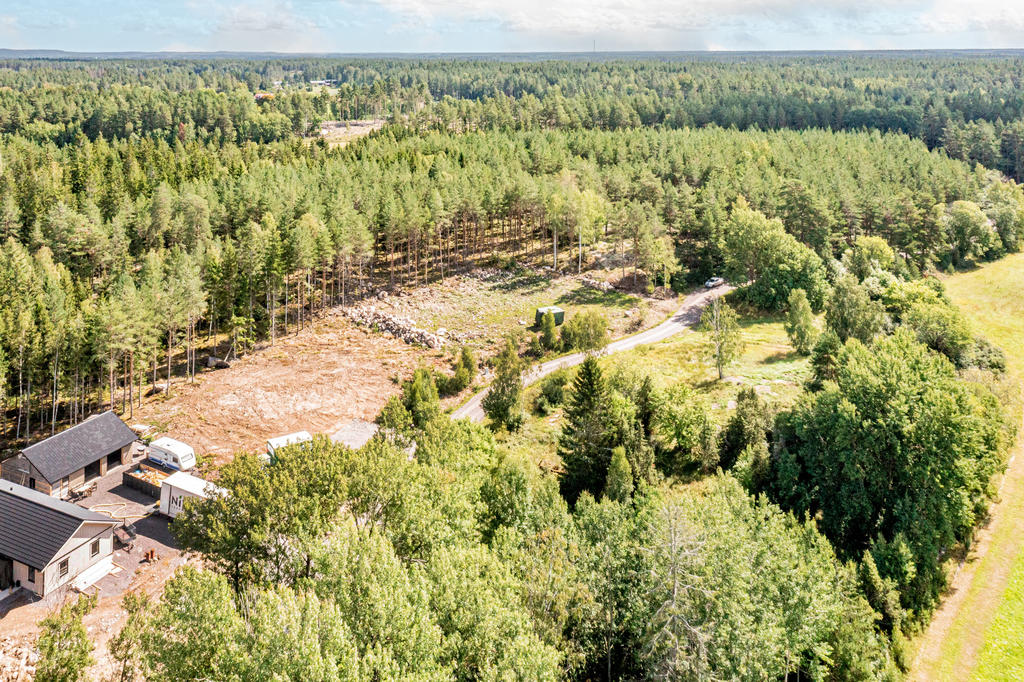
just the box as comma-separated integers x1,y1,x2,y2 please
912,253,1024,680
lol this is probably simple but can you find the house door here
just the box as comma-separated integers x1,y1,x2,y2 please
0,556,12,591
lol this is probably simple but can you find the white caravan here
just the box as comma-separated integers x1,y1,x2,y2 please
148,437,197,471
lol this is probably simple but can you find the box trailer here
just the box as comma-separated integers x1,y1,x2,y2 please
535,306,565,327
148,437,196,471
159,471,226,519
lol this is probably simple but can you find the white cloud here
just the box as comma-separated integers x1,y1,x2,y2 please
217,2,321,32
349,0,1024,42
358,0,903,35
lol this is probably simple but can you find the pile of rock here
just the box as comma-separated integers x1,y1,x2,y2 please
580,275,615,292
344,306,447,349
0,636,37,682
649,286,675,300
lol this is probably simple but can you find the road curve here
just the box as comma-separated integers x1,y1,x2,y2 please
451,286,732,423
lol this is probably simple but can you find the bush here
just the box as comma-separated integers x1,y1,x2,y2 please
807,330,843,390
538,311,560,352
967,336,1007,374
483,339,525,431
719,386,773,470
402,368,440,429
903,300,974,367
604,446,634,502
438,346,477,397
534,369,570,415
561,311,609,351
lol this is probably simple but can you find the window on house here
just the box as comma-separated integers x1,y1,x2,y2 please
27,567,35,583
91,540,101,557
59,559,68,578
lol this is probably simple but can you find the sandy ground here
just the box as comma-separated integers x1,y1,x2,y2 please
318,119,386,148
134,312,436,465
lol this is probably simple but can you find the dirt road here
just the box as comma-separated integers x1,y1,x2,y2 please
451,286,731,422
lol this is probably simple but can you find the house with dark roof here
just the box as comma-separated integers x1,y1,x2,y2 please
0,480,118,599
0,411,138,499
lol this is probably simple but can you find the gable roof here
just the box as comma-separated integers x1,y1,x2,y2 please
0,480,116,570
22,411,137,484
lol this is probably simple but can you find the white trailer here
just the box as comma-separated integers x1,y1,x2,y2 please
261,431,313,464
159,471,226,519
148,437,196,471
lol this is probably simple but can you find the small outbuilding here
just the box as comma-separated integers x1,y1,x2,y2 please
535,306,565,327
1,411,138,499
0,480,118,599
159,472,226,519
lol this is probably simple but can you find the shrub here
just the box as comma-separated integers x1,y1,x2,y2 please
438,346,477,397
402,368,440,429
534,369,569,415
560,311,608,351
483,339,525,431
538,311,560,352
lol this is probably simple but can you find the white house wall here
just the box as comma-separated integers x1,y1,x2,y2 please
40,523,115,597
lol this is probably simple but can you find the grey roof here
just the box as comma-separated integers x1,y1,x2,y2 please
0,480,116,570
22,411,137,484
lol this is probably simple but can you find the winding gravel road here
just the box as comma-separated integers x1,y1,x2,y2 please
451,285,732,423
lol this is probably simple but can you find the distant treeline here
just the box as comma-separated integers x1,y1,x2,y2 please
5,54,1024,176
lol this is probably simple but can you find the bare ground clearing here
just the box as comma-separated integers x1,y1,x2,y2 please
318,119,385,147
134,314,435,465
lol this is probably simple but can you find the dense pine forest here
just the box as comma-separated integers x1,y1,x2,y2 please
4,53,1024,681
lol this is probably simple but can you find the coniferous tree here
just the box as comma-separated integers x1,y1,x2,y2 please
559,355,612,504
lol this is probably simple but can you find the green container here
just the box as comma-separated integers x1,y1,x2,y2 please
535,306,565,327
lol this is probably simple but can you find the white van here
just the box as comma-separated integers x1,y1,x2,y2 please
261,431,313,464
148,437,197,471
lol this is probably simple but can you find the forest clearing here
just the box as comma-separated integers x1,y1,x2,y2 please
126,264,670,463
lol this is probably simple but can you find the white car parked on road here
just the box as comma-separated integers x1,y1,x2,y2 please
704,276,725,289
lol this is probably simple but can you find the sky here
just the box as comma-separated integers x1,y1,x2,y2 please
0,0,1022,54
